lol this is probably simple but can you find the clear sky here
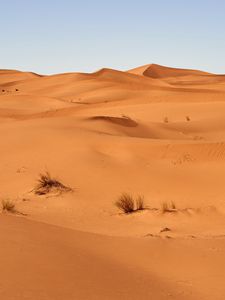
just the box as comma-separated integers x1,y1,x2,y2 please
1,0,225,74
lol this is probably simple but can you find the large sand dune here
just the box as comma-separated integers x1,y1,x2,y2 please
1,64,225,299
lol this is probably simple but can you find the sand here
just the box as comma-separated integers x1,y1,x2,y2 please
1,64,225,299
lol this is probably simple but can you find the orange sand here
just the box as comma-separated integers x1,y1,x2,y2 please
1,64,225,299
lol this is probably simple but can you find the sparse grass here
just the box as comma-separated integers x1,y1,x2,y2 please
115,193,146,214
34,172,72,195
163,117,169,123
161,201,169,213
115,193,135,213
186,116,190,121
136,195,145,210
1,199,16,213
161,201,177,213
171,201,176,209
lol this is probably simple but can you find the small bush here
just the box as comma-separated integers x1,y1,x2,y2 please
34,172,72,195
115,193,146,214
2,200,16,213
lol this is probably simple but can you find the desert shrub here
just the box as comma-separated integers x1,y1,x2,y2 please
171,201,176,209
115,193,146,214
136,195,145,210
161,201,177,213
163,117,169,123
115,193,135,213
2,199,16,213
161,201,169,213
34,172,72,195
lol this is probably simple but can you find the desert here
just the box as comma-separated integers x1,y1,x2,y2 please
1,63,225,299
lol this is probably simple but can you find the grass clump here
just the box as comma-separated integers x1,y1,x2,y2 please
161,201,177,213
34,172,72,195
115,193,146,214
136,195,145,210
171,201,176,209
1,199,16,213
163,117,169,123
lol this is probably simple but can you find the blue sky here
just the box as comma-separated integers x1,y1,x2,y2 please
1,0,225,74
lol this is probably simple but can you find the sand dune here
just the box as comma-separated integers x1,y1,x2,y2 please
0,69,42,87
128,64,225,89
128,63,211,78
1,64,225,299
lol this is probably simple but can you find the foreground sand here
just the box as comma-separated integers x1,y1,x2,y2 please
1,64,225,299
1,216,225,300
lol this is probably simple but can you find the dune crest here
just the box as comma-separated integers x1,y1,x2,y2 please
128,63,212,78
89,115,138,127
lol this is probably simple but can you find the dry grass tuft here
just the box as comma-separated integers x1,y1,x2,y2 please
136,195,145,211
34,172,72,195
163,117,169,123
161,201,169,213
171,201,176,209
1,199,16,213
115,193,135,213
115,193,146,214
161,201,177,213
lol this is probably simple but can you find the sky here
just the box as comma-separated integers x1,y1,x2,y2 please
1,0,225,74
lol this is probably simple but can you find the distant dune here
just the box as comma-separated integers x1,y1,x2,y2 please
128,63,211,78
128,64,225,87
1,64,225,299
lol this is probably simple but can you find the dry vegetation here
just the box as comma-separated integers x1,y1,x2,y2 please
163,117,169,123
161,201,177,213
115,193,146,214
34,172,72,195
136,195,145,210
1,199,16,213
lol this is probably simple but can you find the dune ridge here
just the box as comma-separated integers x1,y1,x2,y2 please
128,63,212,78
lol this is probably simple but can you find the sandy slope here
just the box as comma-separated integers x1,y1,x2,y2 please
1,64,225,299
1,216,225,300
